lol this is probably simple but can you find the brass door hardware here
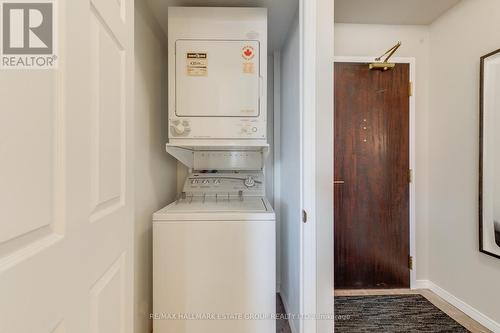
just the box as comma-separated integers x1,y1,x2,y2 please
369,41,402,71
408,256,414,270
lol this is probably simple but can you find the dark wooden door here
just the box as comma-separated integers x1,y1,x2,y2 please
334,62,410,289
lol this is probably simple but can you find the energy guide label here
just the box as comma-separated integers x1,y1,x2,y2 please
186,52,208,76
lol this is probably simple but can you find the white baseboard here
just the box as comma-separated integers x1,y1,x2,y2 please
279,292,298,333
413,279,431,290
416,279,500,332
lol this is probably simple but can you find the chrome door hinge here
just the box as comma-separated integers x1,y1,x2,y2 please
302,210,307,223
408,256,414,270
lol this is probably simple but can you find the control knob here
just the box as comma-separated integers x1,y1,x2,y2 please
244,176,255,188
170,120,190,136
174,123,185,134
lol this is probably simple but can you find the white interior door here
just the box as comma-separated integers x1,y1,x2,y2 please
0,0,134,332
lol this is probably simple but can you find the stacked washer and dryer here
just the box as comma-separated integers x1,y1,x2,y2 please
153,7,276,333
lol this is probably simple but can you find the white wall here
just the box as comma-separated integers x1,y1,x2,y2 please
334,23,431,279
279,12,301,332
266,55,275,205
134,2,178,332
265,55,278,289
427,0,500,324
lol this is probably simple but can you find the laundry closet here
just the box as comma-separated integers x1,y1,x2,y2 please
134,1,300,333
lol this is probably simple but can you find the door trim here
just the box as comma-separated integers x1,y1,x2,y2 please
301,0,335,332
334,56,417,289
273,50,281,293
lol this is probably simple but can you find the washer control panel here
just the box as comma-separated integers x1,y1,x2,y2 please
183,172,264,196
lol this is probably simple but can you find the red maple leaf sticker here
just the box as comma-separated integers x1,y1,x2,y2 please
242,46,254,60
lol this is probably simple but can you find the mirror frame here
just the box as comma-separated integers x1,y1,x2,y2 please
479,48,500,260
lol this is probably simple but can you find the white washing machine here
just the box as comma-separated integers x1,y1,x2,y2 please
153,172,276,333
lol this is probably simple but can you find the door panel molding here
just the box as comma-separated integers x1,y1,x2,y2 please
89,3,127,223
90,252,126,333
90,0,127,40
0,68,65,267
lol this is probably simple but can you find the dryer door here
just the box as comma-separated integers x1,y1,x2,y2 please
175,40,260,117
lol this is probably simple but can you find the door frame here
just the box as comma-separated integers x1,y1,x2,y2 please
301,0,335,332
333,56,417,289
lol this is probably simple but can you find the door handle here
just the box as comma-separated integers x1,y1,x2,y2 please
334,180,345,185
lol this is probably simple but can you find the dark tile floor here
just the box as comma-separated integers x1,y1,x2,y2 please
277,294,292,333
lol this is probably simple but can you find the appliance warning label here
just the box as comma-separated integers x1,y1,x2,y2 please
186,53,208,76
